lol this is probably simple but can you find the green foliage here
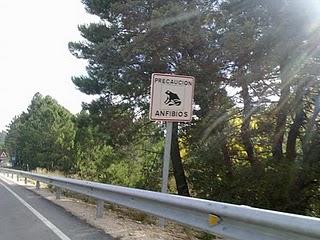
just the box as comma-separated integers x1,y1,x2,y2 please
0,131,5,145
6,93,76,172
74,113,164,190
66,0,320,215
76,144,117,181
106,160,143,187
0,131,6,152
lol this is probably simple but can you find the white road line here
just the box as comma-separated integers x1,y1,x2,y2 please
0,176,71,240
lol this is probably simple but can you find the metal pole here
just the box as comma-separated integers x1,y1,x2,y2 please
161,122,173,194
96,199,104,218
55,187,62,200
160,122,173,227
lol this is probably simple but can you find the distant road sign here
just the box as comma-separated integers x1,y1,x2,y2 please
149,73,195,122
0,152,7,159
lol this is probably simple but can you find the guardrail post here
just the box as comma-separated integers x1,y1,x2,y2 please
11,173,14,179
24,177,27,185
16,174,19,182
55,187,62,200
36,181,40,190
96,199,104,218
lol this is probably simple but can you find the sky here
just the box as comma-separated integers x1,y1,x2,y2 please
0,0,99,131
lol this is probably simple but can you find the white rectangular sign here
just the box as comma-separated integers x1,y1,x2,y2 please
149,73,195,122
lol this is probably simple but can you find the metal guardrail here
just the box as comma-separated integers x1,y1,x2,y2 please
0,168,320,240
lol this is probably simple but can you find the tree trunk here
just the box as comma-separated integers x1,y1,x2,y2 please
272,63,290,162
220,133,233,177
286,110,304,162
286,87,304,162
170,122,190,197
303,95,320,159
240,78,257,166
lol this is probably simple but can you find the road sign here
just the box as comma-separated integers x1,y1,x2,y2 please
0,152,7,159
149,73,195,222
149,73,195,122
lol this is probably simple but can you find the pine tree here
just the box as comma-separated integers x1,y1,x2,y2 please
6,93,76,172
69,0,224,196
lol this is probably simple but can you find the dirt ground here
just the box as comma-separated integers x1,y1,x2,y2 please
3,174,215,240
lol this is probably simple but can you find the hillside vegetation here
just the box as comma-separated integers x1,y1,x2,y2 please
5,0,320,217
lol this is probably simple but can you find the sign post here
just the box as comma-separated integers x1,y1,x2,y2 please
149,73,195,195
161,122,173,194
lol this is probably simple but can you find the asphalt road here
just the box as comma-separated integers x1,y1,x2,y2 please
0,176,113,240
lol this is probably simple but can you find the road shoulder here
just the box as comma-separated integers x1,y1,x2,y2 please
2,173,201,240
